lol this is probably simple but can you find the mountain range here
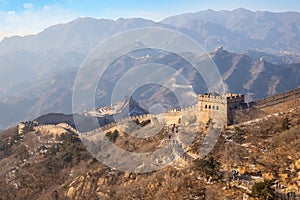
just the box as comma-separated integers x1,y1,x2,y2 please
0,8,300,129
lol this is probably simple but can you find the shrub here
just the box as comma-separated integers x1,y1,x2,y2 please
281,118,290,130
193,157,221,180
251,179,275,200
140,119,151,127
106,130,119,142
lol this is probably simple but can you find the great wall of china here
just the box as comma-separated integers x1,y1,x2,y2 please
250,87,300,110
81,104,198,135
18,87,300,136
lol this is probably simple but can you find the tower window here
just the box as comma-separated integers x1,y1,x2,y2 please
216,106,219,110
209,105,211,109
205,105,207,109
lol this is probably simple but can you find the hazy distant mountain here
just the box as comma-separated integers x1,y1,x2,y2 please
240,50,300,65
0,18,171,92
162,8,300,55
210,47,300,100
0,47,299,129
0,17,168,55
0,9,300,129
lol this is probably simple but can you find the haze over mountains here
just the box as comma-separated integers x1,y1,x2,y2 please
0,8,300,129
163,8,300,55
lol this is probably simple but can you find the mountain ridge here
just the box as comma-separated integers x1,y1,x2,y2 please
161,8,300,54
0,47,299,129
0,9,300,128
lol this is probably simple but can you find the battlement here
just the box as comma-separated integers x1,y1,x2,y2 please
198,93,244,102
168,108,181,113
198,93,245,109
249,87,300,109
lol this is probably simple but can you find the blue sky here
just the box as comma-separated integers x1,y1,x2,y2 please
0,0,300,40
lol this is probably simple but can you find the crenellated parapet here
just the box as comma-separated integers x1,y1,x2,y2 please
249,87,300,109
198,93,244,101
198,92,245,126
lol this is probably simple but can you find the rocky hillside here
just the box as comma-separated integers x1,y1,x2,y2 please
0,103,299,199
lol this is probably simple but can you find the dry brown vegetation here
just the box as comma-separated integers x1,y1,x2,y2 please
0,106,299,199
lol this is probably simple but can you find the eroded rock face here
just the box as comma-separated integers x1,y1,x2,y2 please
293,159,300,170
66,174,96,199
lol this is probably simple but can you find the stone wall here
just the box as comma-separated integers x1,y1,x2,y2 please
82,114,156,135
250,88,300,108
230,87,300,124
250,87,300,114
81,105,199,135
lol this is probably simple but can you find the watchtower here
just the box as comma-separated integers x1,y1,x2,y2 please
198,92,245,126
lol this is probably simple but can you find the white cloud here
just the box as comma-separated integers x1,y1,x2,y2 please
7,10,16,14
23,3,34,10
0,4,79,41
